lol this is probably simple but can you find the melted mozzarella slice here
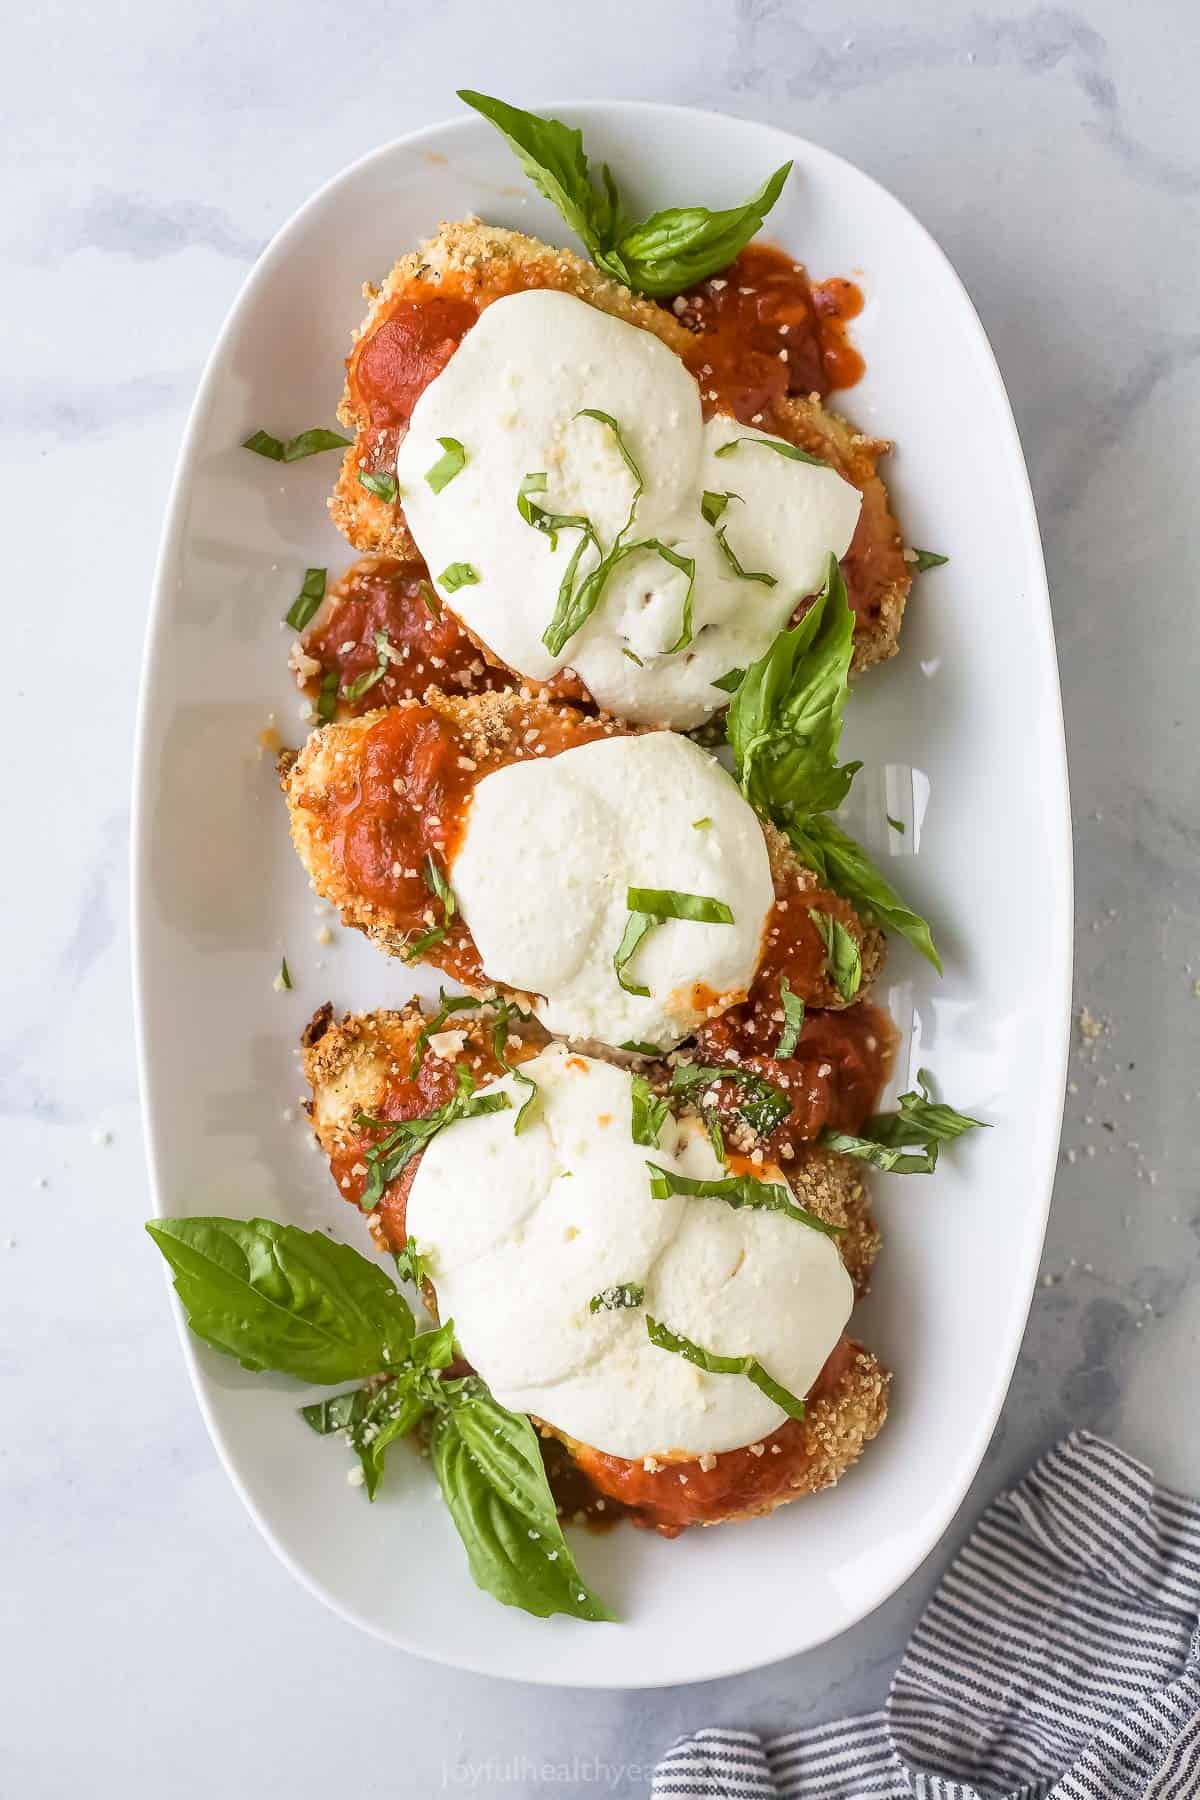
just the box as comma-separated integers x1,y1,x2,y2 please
449,731,774,1052
405,1046,853,1460
394,289,862,727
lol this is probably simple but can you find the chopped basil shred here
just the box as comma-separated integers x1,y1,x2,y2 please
645,1316,806,1421
630,1074,671,1147
425,436,468,493
822,1069,987,1175
418,579,442,621
622,647,644,666
440,562,479,592
341,630,393,703
620,1040,660,1056
713,524,776,588
668,1063,791,1136
714,434,827,468
808,908,862,1002
645,1161,843,1238
357,468,399,503
776,975,805,1058
700,489,738,526
626,887,734,925
243,426,351,462
912,548,949,572
489,997,540,1135
409,989,483,1078
886,814,905,835
316,669,339,724
589,1282,645,1313
711,667,745,695
356,1066,511,1211
692,817,712,830
285,567,326,631
394,1235,430,1288
275,956,293,991
613,909,655,997
404,855,458,960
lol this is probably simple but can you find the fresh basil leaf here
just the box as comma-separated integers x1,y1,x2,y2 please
808,907,862,1002
630,1074,671,1148
457,91,615,264
626,887,734,924
620,1040,660,1056
428,1375,614,1621
645,1315,805,1421
425,436,468,493
403,853,458,960
589,1282,645,1313
315,669,339,724
644,1163,843,1238
243,426,352,463
275,956,293,992
725,553,859,819
789,816,941,973
912,548,948,572
285,567,326,631
410,1318,457,1371
822,1068,986,1174
714,433,826,468
356,1066,511,1211
700,490,737,526
418,578,442,621
409,989,482,1078
358,468,399,503
439,562,479,593
613,910,655,997
777,975,805,1058
603,161,793,298
300,1386,371,1437
341,630,392,704
145,1217,416,1381
668,1063,790,1136
711,667,746,695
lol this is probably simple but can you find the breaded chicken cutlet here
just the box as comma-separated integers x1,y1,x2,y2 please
279,686,886,1023
328,219,910,680
300,998,889,1535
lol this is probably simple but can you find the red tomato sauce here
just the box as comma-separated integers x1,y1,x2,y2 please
300,557,514,714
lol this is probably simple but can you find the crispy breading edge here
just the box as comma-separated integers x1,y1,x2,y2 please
327,217,906,671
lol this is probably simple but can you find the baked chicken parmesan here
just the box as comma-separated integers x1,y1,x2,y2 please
281,687,884,1052
301,1003,889,1535
329,219,910,726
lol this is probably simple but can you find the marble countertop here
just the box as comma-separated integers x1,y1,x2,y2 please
7,1,1199,1792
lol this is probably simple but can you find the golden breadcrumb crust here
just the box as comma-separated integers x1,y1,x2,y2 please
329,218,906,674
280,688,884,1011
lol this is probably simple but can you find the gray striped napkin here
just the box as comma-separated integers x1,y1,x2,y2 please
654,1433,1200,1799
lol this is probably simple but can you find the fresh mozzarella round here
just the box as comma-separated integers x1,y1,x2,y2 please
393,289,862,727
449,731,774,1052
405,1045,853,1460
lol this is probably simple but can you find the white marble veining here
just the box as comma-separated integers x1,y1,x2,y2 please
5,1,1199,1792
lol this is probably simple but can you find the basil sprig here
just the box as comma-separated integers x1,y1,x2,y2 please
285,567,326,631
243,426,351,462
822,1070,986,1174
404,854,458,960
630,1074,671,1147
808,908,862,1002
724,555,941,970
355,1066,511,1211
777,976,805,1057
358,469,399,503
458,90,791,298
789,815,942,974
589,1283,645,1313
669,1063,790,1137
147,1217,610,1621
645,1162,843,1239
425,437,468,493
645,1316,806,1421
